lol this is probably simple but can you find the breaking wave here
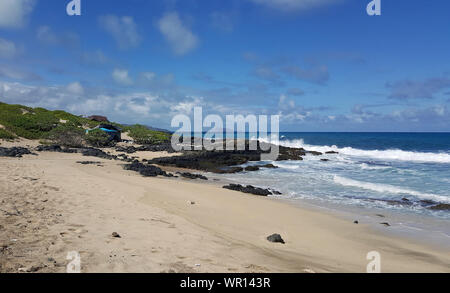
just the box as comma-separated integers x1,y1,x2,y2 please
277,139,450,164
333,175,450,203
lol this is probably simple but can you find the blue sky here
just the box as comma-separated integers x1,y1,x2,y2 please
0,0,449,131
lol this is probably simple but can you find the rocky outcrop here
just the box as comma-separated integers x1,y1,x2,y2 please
244,166,260,172
177,172,208,180
36,145,77,153
150,143,310,173
428,204,450,211
123,161,173,178
81,148,118,160
115,143,175,154
222,184,281,196
0,147,34,158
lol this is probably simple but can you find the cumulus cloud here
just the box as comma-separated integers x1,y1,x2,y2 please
0,80,211,127
158,12,199,55
0,38,17,59
66,82,84,95
112,69,133,86
0,0,35,28
249,0,339,12
99,15,142,49
387,77,450,100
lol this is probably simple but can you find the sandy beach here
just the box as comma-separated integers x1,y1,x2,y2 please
0,140,449,273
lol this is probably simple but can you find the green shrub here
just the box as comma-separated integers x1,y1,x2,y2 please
86,129,112,147
124,125,170,145
0,129,16,140
46,125,86,147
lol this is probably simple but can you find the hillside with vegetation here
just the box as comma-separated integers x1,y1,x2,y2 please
0,101,171,146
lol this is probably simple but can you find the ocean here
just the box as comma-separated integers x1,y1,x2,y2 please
208,132,450,245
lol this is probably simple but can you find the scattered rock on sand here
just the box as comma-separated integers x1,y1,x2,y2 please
0,147,34,158
354,221,359,224
76,161,102,165
81,148,117,160
223,184,278,196
36,145,77,153
267,234,285,244
112,232,121,238
123,161,172,177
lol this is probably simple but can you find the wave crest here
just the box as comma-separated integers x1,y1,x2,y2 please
333,175,449,203
278,139,450,164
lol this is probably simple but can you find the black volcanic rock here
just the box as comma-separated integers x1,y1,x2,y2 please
223,184,277,196
245,166,260,172
116,143,176,154
0,147,34,157
77,161,102,165
123,161,170,177
428,204,450,211
260,164,278,169
325,151,339,154
213,167,244,174
306,151,323,156
36,145,78,153
81,148,117,160
177,172,208,180
267,234,285,244
150,142,308,173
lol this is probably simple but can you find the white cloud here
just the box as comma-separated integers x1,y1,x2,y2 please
112,69,133,86
0,0,35,28
0,38,17,59
158,12,199,56
66,82,84,95
99,15,142,49
249,0,339,12
140,72,156,82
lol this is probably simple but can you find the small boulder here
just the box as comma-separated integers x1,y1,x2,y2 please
267,234,285,244
112,232,121,238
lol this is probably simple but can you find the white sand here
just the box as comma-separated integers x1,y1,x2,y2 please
0,144,449,273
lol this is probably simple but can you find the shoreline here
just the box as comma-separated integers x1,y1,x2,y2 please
1,141,449,272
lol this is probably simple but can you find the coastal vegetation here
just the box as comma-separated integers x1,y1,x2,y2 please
0,101,171,146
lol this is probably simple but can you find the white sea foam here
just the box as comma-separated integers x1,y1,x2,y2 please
277,139,450,164
333,175,450,203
